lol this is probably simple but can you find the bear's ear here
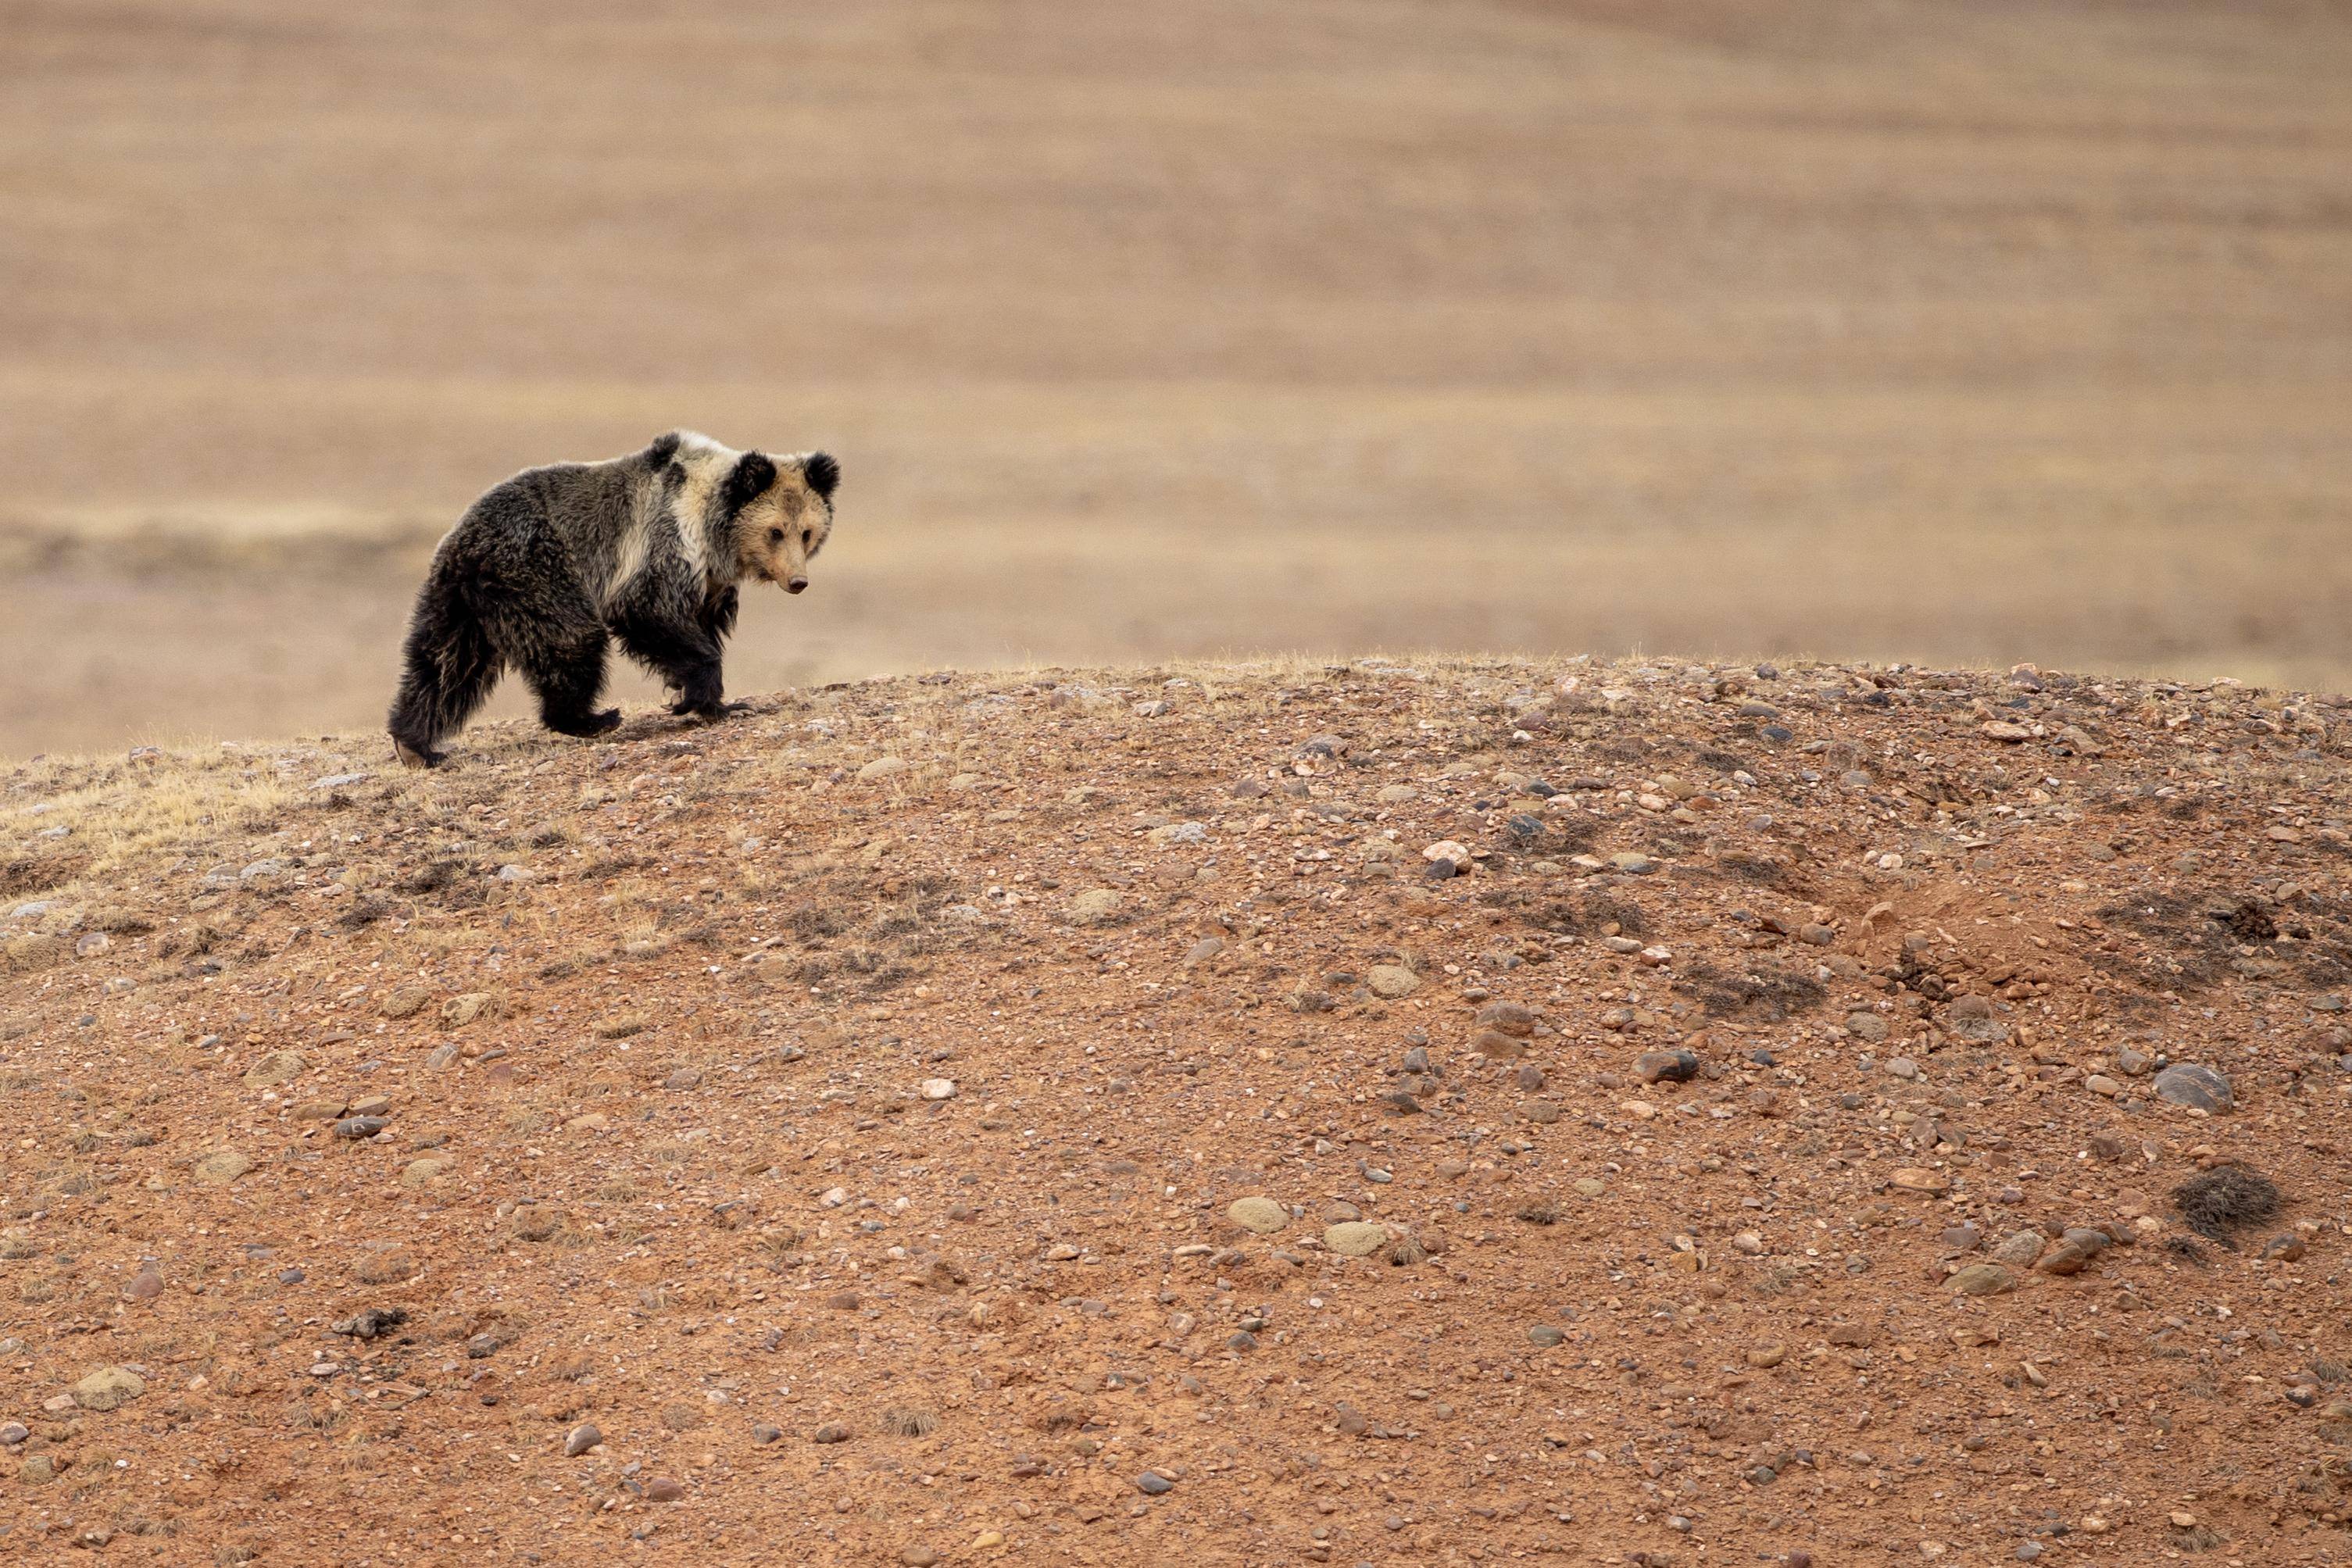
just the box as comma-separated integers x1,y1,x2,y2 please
802,451,839,502
720,451,777,515
644,430,682,469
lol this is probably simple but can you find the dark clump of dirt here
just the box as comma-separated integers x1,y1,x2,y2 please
1538,813,1600,855
2173,1166,2280,1244
1674,960,1824,1020
1480,885,1636,937
2,854,88,897
1584,895,1648,937
1714,853,1796,890
400,859,465,894
2220,898,2277,942
2093,890,2236,992
337,898,391,930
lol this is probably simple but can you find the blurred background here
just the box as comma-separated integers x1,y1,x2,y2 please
4,0,2350,757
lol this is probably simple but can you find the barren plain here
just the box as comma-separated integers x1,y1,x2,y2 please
2,658,2350,1563
5,0,2352,755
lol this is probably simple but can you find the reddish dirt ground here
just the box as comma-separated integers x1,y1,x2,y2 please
4,657,2351,1565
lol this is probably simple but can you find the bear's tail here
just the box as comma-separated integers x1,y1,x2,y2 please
387,574,501,768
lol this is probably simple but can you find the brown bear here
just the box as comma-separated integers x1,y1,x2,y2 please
387,430,836,766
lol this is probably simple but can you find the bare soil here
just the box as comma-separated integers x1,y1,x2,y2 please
4,657,2351,1563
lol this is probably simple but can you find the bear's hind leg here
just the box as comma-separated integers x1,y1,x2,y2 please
470,572,619,743
388,589,501,769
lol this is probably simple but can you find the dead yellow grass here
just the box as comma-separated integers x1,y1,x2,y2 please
2,748,301,881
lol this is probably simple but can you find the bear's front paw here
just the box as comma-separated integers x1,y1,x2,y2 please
587,707,623,734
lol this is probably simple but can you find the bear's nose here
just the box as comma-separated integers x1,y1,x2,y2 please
785,576,808,594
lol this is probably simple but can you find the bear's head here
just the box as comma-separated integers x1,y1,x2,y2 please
722,450,838,594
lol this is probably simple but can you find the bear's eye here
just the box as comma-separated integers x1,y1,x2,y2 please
767,527,785,544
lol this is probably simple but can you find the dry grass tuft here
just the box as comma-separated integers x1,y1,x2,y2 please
880,1405,938,1438
2173,1166,2282,1245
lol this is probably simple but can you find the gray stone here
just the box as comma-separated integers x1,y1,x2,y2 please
331,1307,406,1339
191,1149,252,1186
564,1423,602,1456
1989,1229,2046,1268
2153,1063,2233,1113
1136,1471,1174,1495
1949,1263,2016,1296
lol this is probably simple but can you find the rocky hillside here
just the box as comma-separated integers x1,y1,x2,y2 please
2,657,2349,1563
